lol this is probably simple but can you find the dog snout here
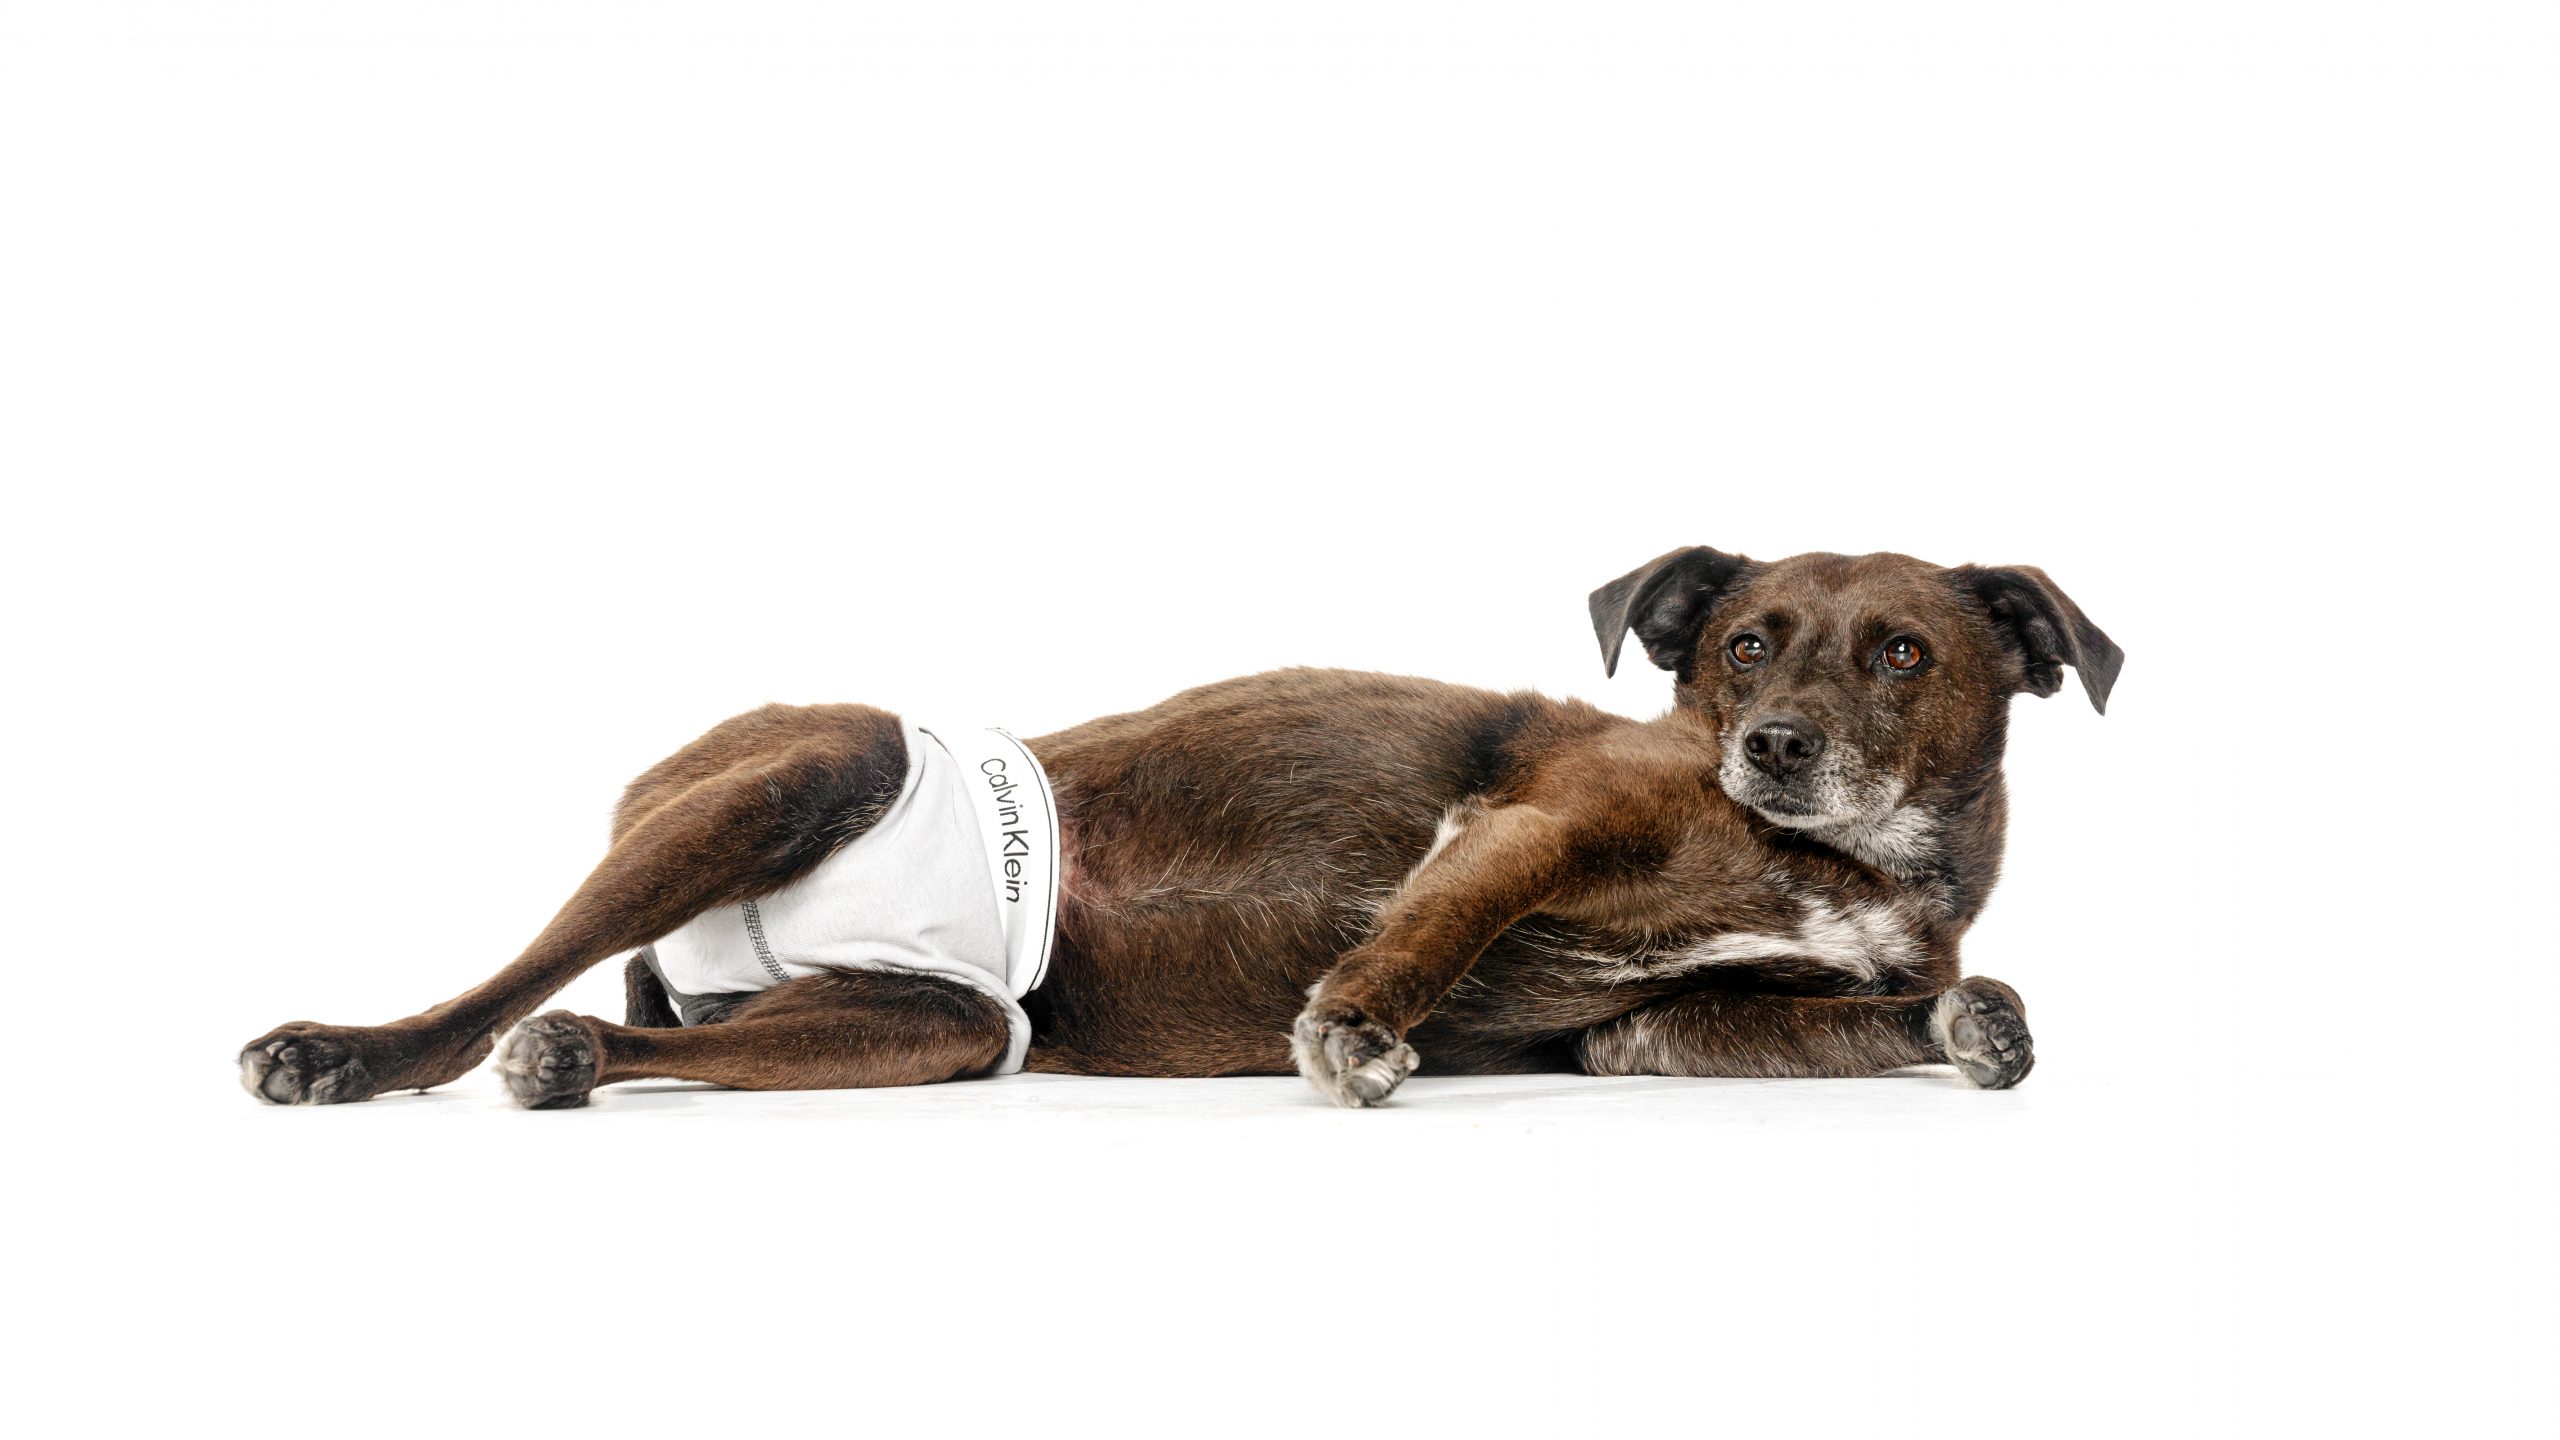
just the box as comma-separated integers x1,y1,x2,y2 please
1742,715,1826,780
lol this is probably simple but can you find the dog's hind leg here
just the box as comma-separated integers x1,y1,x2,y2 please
492,968,1011,1108
1573,976,2035,1089
238,703,910,1105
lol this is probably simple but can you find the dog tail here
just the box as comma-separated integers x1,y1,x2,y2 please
623,952,681,1028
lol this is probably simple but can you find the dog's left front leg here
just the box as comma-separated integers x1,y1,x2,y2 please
1575,977,2036,1089
1294,803,1577,1107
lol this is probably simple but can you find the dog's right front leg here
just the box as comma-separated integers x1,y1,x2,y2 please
1294,803,1577,1107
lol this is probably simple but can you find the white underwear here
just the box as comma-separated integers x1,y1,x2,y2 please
640,717,1059,1075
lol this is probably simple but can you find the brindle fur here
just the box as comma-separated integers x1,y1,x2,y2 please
238,548,2118,1109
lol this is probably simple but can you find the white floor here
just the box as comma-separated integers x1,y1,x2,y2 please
32,1058,2547,1436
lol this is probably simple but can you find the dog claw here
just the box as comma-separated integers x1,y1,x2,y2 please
1291,1007,1420,1108
1931,977,2034,1089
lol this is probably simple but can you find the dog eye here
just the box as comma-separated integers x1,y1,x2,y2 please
1883,637,1926,671
1729,635,1767,666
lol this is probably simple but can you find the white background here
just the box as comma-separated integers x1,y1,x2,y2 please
5,3,2553,1435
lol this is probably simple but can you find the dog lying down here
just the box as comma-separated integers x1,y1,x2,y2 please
239,546,2121,1110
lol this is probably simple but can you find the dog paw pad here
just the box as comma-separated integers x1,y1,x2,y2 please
1932,978,2034,1090
237,1024,378,1106
494,1012,601,1110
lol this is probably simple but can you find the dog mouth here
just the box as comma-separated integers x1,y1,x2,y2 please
1720,771,1848,824
1743,793,1857,828
1717,742,1931,871
1743,792,1823,820
1717,749,1885,830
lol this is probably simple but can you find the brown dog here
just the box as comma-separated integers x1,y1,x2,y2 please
237,547,2119,1109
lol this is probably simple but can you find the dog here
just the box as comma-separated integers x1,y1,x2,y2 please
237,546,2120,1109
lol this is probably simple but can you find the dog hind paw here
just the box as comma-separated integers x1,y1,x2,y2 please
1932,977,2034,1089
494,1011,601,1110
1291,1008,1420,1108
238,1023,380,1105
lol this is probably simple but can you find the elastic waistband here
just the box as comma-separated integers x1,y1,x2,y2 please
915,722,1060,998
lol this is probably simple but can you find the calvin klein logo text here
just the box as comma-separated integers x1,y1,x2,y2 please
982,757,1031,902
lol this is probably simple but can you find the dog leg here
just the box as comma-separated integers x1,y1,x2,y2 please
239,704,910,1105
492,968,1011,1107
1295,803,1578,1107
1574,975,2034,1088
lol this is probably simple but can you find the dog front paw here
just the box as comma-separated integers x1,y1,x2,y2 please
1291,1005,1419,1108
494,1011,602,1110
1931,977,2034,1089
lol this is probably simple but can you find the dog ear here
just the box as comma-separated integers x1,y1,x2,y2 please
1954,565,2124,713
1589,546,1758,678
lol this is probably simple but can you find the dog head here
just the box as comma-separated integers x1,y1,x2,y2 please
1590,547,2121,845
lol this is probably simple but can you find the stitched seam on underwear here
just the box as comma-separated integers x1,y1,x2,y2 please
740,900,788,984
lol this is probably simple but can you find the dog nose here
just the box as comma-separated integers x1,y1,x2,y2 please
1743,716,1826,779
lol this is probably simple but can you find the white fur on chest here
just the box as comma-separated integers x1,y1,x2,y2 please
1567,880,1922,986
1395,800,1926,987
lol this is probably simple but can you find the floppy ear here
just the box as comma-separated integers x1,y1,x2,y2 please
1954,565,2124,713
1589,546,1758,678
